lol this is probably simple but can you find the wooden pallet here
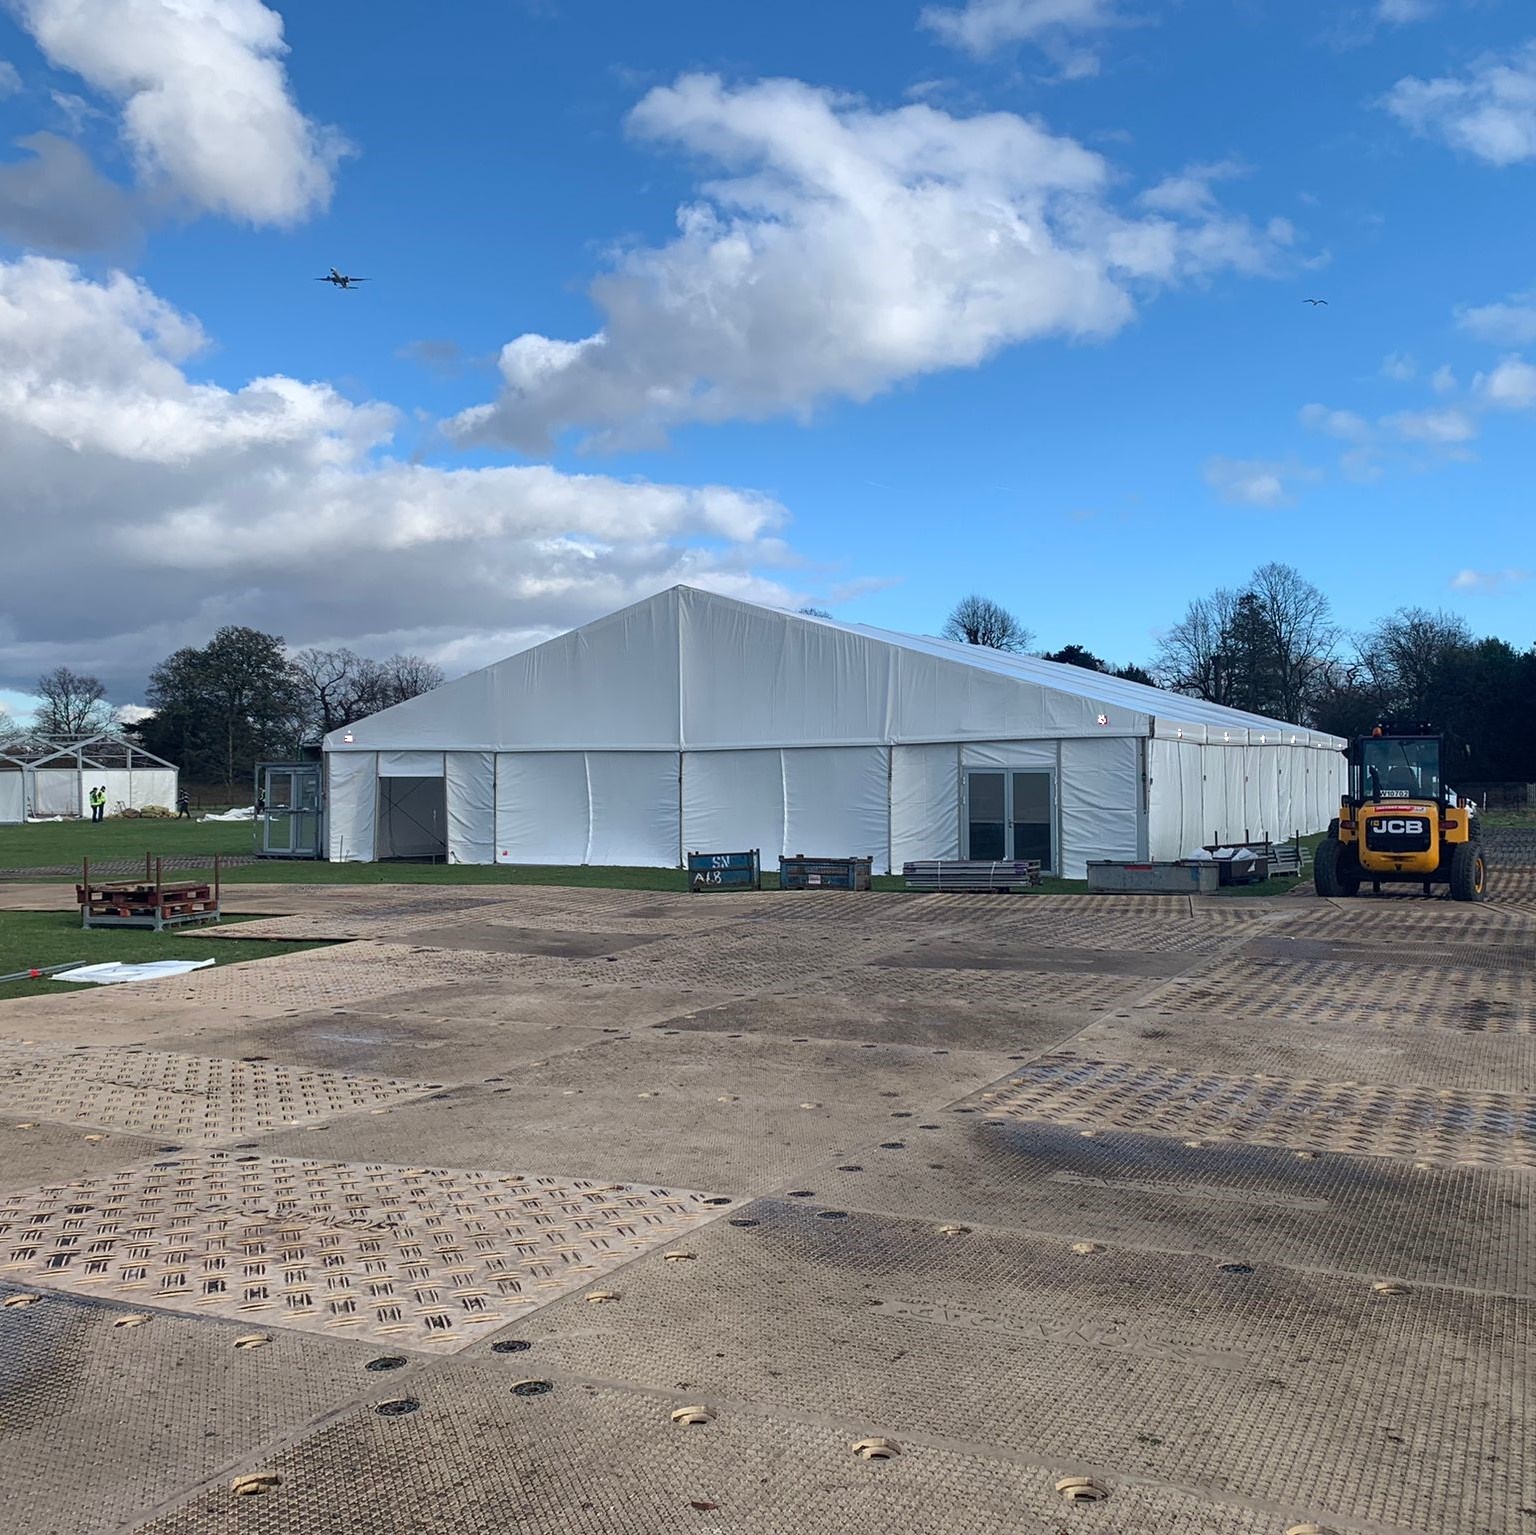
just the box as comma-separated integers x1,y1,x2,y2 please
77,856,223,930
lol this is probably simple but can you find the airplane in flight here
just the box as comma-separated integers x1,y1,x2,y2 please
316,268,369,289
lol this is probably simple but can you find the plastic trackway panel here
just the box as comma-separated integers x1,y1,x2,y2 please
160,1006,619,1084
0,1118,166,1197
814,962,1159,1013
0,1152,735,1353
975,1056,1536,1166
657,993,1085,1053
124,1367,1386,1535
0,1279,381,1535
871,940,1196,977
1067,1005,1536,1094
0,1042,435,1145
1241,933,1536,970
1150,960,1536,1032
806,1119,1534,1297
256,1033,1015,1196
504,1202,1532,1535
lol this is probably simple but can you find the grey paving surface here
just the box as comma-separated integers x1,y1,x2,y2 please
0,874,1529,1534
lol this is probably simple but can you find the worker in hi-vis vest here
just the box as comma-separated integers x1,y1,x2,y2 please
89,785,106,823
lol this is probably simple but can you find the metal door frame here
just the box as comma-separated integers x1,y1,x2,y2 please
257,761,323,859
962,766,1058,874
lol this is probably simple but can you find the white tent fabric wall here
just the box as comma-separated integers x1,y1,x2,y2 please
890,744,960,865
31,770,80,817
1147,739,1346,860
682,750,788,861
327,751,377,861
324,586,1346,873
446,752,495,864
1060,737,1142,869
0,772,22,824
96,769,178,812
494,751,678,866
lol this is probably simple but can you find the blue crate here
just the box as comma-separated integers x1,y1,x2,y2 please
687,849,762,892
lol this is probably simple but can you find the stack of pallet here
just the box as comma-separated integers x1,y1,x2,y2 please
903,859,1042,893
75,855,222,931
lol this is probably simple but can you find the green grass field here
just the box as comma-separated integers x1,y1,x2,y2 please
0,910,325,1000
0,816,1322,897
0,815,254,870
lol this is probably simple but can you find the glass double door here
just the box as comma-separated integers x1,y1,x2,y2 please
260,764,322,858
964,769,1054,871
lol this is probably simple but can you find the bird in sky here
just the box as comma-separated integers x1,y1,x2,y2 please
1303,298,1328,306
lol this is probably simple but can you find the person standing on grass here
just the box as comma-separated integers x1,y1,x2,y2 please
176,790,191,820
89,785,106,822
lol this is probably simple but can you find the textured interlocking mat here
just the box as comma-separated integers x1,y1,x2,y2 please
0,872,1530,1535
0,1152,734,1353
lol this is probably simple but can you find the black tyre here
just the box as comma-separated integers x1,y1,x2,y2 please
1449,841,1487,903
1313,836,1361,898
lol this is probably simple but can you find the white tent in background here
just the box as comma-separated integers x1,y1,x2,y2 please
321,586,1346,876
0,732,179,824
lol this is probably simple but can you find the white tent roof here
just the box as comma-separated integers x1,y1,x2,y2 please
325,586,1343,754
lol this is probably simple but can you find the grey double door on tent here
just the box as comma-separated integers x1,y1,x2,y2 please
259,764,322,858
963,768,1055,871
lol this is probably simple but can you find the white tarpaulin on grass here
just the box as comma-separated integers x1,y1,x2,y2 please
53,959,215,985
325,586,1346,873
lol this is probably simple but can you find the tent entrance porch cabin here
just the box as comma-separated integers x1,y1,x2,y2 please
322,587,1346,876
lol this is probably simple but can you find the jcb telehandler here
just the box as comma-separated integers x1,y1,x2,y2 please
1314,722,1488,901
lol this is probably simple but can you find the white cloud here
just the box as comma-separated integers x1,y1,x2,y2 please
1379,351,1417,382
920,0,1121,71
0,257,809,698
451,75,1298,453
11,0,346,224
1202,456,1307,507
0,60,21,98
1457,287,1536,345
1387,405,1478,443
1451,568,1530,594
1430,363,1457,394
115,703,154,725
1381,42,1536,166
1377,0,1435,22
1299,403,1371,440
1475,354,1536,410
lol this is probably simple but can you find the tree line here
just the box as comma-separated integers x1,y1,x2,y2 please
948,564,1536,783
15,631,443,787
14,574,1533,788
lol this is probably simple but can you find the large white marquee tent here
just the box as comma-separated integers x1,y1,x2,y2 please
322,587,1346,876
0,733,178,824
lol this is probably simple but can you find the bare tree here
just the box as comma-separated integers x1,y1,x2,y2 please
290,649,444,736
290,647,363,737
1358,608,1472,717
34,666,111,736
1246,562,1339,724
1154,587,1242,705
383,653,444,704
942,594,1032,653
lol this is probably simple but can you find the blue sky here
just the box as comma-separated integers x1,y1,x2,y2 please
0,0,1532,721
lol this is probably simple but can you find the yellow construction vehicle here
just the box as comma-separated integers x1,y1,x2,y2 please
1314,722,1487,901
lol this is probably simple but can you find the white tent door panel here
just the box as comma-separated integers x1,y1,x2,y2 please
327,752,377,862
681,751,787,862
1059,737,1140,877
32,771,80,817
586,753,679,866
0,773,22,823
446,752,495,865
781,747,889,868
890,744,960,866
495,753,588,864
377,777,447,860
